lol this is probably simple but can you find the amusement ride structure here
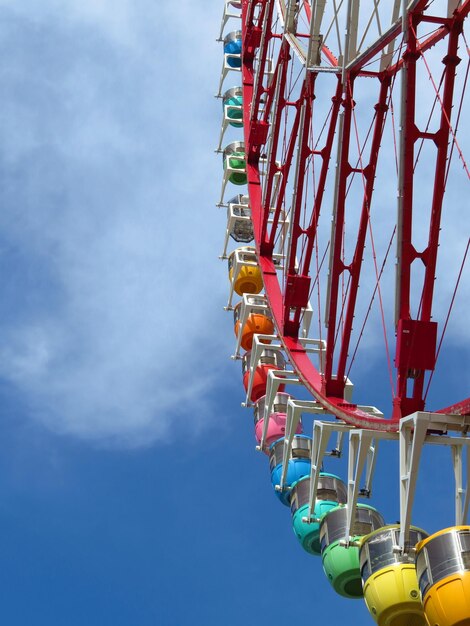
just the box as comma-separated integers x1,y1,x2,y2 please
215,0,469,624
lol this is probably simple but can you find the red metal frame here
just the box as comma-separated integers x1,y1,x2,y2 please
393,5,468,418
241,0,469,429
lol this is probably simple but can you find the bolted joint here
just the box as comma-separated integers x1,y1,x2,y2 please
442,53,461,67
374,101,389,114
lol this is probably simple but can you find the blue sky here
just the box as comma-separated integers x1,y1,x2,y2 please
0,1,467,625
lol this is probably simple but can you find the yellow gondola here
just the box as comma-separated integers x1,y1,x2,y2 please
415,525,470,626
360,525,429,626
228,247,263,296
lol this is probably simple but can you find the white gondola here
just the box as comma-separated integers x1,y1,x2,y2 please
220,194,253,258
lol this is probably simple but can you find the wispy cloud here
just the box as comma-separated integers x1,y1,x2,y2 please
0,1,236,446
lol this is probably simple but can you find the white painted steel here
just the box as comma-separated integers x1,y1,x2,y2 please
216,102,244,153
217,0,242,41
241,334,287,406
216,53,242,99
232,293,271,358
225,247,259,309
399,412,470,551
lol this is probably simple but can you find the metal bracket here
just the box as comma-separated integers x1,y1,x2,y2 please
399,411,470,551
217,0,241,41
225,247,258,310
242,334,286,407
306,421,354,520
231,294,271,359
257,369,304,451
452,443,470,526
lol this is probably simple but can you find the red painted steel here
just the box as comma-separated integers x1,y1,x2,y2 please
241,0,468,429
393,7,467,418
324,76,392,399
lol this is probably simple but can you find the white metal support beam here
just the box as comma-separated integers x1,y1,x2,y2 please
216,102,244,153
225,248,257,310
345,429,376,543
258,370,304,451
306,421,353,520
298,337,327,373
448,0,460,16
220,196,252,259
399,412,429,551
231,294,271,359
217,146,246,208
362,436,379,498
276,399,328,491
380,0,401,71
242,334,285,406
217,0,241,41
343,0,360,80
344,428,399,541
216,53,242,99
307,0,327,67
463,446,470,525
398,411,470,551
451,444,470,526
284,0,298,32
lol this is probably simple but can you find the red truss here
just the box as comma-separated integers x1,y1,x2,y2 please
241,0,470,430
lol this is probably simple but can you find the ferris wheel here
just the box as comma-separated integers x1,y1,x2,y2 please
216,1,470,624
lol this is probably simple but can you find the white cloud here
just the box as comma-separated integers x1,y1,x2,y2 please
0,0,239,446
